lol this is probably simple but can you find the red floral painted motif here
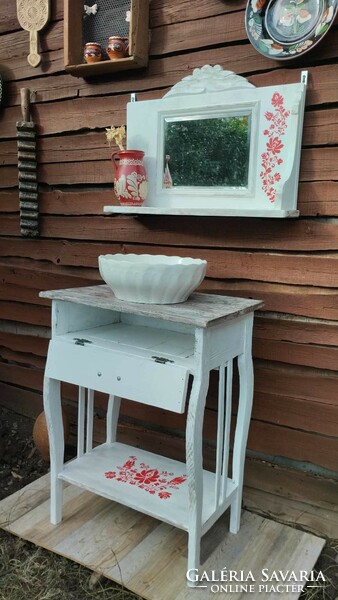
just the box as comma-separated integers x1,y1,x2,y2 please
260,92,290,203
104,456,187,499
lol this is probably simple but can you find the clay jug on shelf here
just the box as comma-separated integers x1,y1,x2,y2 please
111,150,148,206
83,42,102,64
106,36,129,60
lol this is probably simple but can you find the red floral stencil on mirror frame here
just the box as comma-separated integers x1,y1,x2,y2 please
260,91,290,203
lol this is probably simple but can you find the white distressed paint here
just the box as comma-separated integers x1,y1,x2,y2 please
42,286,261,585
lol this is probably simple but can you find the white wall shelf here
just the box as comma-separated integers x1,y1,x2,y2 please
110,65,307,218
103,206,300,218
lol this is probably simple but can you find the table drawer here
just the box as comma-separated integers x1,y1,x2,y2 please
45,339,190,413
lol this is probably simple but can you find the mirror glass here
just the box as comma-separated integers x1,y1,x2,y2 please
163,113,251,189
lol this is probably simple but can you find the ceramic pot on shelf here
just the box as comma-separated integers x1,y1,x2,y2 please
106,36,129,60
111,150,148,206
33,409,70,462
83,42,102,64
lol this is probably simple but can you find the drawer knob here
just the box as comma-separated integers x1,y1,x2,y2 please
97,372,102,377
117,376,121,381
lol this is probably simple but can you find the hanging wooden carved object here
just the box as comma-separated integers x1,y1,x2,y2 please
16,0,51,67
17,88,39,237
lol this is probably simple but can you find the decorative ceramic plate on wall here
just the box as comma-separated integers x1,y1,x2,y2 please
245,0,337,60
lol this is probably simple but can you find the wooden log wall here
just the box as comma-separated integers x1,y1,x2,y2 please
0,0,337,483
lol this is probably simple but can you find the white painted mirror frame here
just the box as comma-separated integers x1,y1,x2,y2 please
105,65,307,218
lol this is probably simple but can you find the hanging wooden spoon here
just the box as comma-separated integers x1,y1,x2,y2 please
16,0,51,67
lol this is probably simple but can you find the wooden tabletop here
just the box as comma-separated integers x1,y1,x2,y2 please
40,285,263,327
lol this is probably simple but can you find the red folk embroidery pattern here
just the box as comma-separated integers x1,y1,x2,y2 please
260,92,290,203
104,456,187,499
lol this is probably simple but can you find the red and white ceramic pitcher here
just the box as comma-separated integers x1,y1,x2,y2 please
111,150,148,206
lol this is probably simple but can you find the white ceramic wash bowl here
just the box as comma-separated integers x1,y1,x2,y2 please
98,254,207,304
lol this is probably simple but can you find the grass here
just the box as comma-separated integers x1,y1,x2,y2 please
299,539,338,600
0,530,141,600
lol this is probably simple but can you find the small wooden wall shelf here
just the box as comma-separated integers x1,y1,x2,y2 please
64,0,149,77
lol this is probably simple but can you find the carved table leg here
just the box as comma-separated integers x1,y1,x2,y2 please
186,329,210,585
43,376,64,525
230,315,254,534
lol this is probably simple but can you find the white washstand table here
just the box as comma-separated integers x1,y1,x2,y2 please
41,285,263,584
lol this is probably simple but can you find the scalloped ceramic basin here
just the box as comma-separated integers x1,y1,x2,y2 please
98,254,207,304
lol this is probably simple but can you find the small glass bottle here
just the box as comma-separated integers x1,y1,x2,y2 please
163,154,173,188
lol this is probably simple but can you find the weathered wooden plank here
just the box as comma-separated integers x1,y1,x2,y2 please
248,420,338,472
302,108,338,146
149,8,337,58
0,260,98,292
251,64,338,108
123,245,338,288
0,216,20,235
0,381,43,418
243,459,338,538
254,337,338,370
0,190,20,212
254,315,338,346
5,57,336,112
37,215,338,252
200,280,338,321
3,73,338,140
300,147,338,181
245,459,338,514
243,488,338,539
39,190,115,215
0,240,337,288
0,332,48,357
3,182,337,220
0,140,17,165
298,181,338,216
255,361,338,406
0,361,44,390
0,346,46,369
0,282,55,305
0,42,64,86
0,166,18,188
252,391,338,439
253,315,338,369
0,0,63,34
150,0,247,28
0,301,50,326
1,263,336,321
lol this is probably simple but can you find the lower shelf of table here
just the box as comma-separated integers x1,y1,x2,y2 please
58,442,237,532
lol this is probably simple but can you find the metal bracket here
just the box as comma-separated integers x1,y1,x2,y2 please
73,338,93,346
130,93,136,102
301,70,308,86
152,356,174,365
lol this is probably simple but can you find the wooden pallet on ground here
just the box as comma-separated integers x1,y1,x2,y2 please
0,474,325,600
